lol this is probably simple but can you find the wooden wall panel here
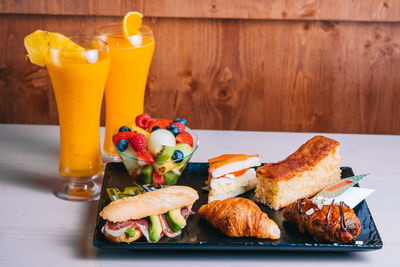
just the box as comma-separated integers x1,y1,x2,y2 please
2,0,400,22
147,18,400,133
0,13,399,134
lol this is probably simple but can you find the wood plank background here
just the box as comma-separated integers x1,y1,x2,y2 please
2,0,400,22
1,0,400,134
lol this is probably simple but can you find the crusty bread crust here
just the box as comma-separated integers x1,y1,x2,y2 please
103,228,142,242
100,186,199,222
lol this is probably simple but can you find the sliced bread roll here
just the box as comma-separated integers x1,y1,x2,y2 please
100,186,199,222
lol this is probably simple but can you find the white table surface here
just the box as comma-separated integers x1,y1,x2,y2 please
0,124,399,266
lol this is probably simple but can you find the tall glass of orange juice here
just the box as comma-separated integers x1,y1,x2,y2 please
46,38,110,201
96,23,155,156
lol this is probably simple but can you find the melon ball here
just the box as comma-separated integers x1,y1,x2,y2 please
147,129,176,156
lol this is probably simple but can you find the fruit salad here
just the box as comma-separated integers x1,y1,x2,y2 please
112,113,198,185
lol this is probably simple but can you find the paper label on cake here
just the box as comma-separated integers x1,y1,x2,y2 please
313,174,369,199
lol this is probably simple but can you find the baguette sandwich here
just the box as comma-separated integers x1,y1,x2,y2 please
100,186,199,243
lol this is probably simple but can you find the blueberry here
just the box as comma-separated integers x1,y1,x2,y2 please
119,126,130,132
172,150,184,163
167,125,180,136
151,126,161,132
173,118,187,126
117,139,129,152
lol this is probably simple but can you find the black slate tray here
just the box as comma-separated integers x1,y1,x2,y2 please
93,163,383,251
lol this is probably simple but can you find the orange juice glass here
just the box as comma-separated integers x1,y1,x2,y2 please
96,24,155,157
46,38,110,201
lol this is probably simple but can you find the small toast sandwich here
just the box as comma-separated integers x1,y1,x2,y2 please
100,186,198,243
255,136,341,210
207,154,261,203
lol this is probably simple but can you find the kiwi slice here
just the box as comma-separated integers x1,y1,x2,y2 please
163,171,180,185
156,145,175,163
140,165,153,184
174,143,193,165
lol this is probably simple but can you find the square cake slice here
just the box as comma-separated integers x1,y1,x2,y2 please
255,135,341,210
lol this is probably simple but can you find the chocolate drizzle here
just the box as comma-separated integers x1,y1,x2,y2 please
325,199,335,223
339,201,348,231
297,198,306,215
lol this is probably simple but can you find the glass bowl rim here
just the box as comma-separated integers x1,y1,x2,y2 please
112,127,199,164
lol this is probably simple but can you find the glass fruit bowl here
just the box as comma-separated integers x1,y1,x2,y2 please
112,127,199,185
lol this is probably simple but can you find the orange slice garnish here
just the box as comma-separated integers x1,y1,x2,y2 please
122,11,143,36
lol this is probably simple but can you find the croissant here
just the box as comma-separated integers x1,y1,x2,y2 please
198,197,280,239
283,199,361,243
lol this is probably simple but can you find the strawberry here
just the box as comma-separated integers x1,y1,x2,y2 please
176,131,193,147
173,118,187,126
158,119,173,125
112,131,134,147
135,113,152,129
152,171,165,185
129,133,147,152
171,122,185,133
148,119,173,130
136,151,155,166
